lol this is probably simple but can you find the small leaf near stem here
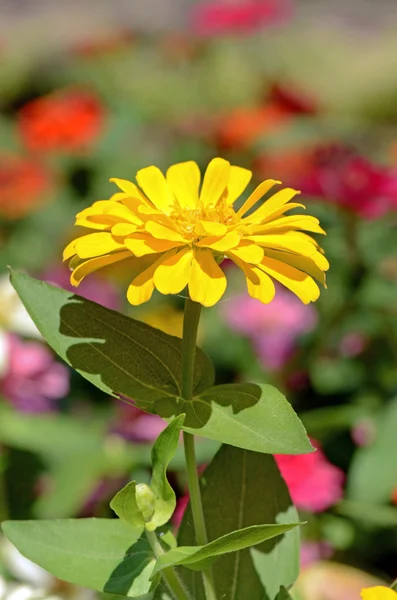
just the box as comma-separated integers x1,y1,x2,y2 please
181,297,217,600
145,529,190,600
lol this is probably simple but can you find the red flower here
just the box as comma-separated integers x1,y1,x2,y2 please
275,440,344,512
191,0,291,36
18,89,104,153
299,145,397,219
0,154,53,219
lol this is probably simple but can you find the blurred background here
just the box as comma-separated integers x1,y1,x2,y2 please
1,1,397,598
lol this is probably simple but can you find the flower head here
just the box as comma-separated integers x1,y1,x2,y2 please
64,158,328,308
18,88,104,153
361,587,397,600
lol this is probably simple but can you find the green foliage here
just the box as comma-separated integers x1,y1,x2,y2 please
110,482,145,529
1,519,157,597
178,444,301,600
153,522,301,575
10,270,214,406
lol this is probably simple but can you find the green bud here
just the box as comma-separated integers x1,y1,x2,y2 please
135,483,156,522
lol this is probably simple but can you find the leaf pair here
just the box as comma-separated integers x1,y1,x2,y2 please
10,271,312,456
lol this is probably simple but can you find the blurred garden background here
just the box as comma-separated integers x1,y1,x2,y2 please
1,1,397,598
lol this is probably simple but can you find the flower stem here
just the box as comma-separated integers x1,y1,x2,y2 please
181,297,217,600
145,530,190,600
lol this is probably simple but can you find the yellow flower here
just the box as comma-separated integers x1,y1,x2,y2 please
64,158,329,307
361,587,397,599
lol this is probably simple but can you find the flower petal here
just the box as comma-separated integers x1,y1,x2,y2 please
136,166,174,212
361,587,397,600
228,240,264,264
154,247,193,294
127,255,164,306
248,233,317,257
124,233,184,257
264,248,328,285
259,256,320,304
236,179,280,217
70,251,132,286
254,215,326,235
227,165,252,205
111,223,138,237
246,187,300,224
189,249,227,307
229,255,275,303
199,158,230,207
195,220,228,236
110,178,142,196
75,232,126,259
195,230,240,251
166,161,201,208
145,221,185,242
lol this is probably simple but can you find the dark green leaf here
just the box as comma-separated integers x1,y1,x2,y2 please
178,445,301,600
157,384,312,454
275,587,293,600
10,271,214,406
1,519,156,597
154,522,301,574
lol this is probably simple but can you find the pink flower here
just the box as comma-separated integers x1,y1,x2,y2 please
191,0,291,36
300,540,334,568
0,334,70,413
111,404,167,443
222,290,317,370
298,145,397,219
275,441,344,512
44,265,120,310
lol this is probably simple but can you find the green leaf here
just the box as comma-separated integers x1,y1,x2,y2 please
111,482,145,529
275,587,294,600
1,519,156,597
10,271,214,405
146,414,185,531
153,522,301,575
348,397,397,504
157,384,313,455
178,445,301,600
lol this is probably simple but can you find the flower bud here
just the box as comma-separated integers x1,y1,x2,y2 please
135,483,156,522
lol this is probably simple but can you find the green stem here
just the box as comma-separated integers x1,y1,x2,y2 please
181,297,217,600
145,530,190,600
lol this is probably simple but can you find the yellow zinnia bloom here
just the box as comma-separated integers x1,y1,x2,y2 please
63,158,328,307
361,587,397,599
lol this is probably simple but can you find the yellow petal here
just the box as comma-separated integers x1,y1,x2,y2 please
154,247,193,294
126,255,163,306
260,256,320,304
195,230,240,251
227,165,252,205
166,161,201,209
246,187,300,224
228,240,264,264
229,255,275,303
75,218,110,231
145,221,185,242
189,249,227,307
136,165,174,212
124,233,184,257
110,178,142,196
195,220,228,237
361,587,397,600
262,202,306,223
63,238,79,261
264,248,328,285
111,223,138,237
75,232,125,259
248,234,317,258
70,250,132,286
199,158,230,207
236,179,281,218
253,215,325,235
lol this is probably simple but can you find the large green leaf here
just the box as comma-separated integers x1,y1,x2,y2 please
1,519,156,597
178,445,301,600
153,523,301,575
10,271,214,405
348,398,397,504
157,384,312,455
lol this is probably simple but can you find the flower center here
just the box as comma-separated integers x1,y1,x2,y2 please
169,199,238,239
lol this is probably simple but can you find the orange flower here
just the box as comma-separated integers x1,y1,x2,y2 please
18,89,104,153
0,154,53,219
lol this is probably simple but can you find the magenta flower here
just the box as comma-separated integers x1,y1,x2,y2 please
275,441,344,512
44,264,120,310
191,0,291,36
300,540,334,568
112,404,167,443
0,334,70,413
299,145,397,219
222,290,317,370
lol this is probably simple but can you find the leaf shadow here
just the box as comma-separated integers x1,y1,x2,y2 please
103,536,156,597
